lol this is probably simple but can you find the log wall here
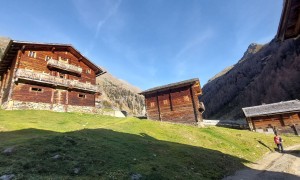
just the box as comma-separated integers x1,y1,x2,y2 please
145,84,202,124
1,48,98,108
18,50,96,84
250,112,300,134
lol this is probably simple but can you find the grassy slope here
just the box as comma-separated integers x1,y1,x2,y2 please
0,110,299,179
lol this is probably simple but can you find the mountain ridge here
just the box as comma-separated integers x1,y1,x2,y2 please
200,38,300,120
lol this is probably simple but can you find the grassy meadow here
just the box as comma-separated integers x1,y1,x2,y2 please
0,110,299,179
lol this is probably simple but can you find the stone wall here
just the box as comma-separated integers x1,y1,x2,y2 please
67,105,102,114
1,100,103,114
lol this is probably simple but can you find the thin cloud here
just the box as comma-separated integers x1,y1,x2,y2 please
73,0,122,56
95,0,122,38
174,28,214,77
175,29,214,60
73,0,122,37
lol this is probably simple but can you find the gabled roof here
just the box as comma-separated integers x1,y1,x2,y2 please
0,40,105,76
140,78,200,95
276,0,300,41
242,100,300,118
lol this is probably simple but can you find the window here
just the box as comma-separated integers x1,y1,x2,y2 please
58,73,65,79
30,87,42,92
28,51,36,58
86,69,91,74
59,56,69,62
25,68,33,71
45,55,52,61
183,95,190,102
78,94,86,98
163,99,168,105
150,102,155,107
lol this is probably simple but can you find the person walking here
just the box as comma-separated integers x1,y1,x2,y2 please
274,134,284,153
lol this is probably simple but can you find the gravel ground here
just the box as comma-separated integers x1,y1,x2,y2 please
223,144,300,180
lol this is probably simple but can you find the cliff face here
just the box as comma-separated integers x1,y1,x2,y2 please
96,73,145,116
200,38,300,120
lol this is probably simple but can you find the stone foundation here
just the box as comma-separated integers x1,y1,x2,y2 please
1,100,103,114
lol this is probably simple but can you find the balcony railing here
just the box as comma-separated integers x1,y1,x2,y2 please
15,69,100,93
47,59,82,74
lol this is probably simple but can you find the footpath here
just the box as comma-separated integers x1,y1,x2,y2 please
224,144,300,180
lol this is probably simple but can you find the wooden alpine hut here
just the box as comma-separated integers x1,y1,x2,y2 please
242,100,300,135
0,40,105,113
140,78,205,124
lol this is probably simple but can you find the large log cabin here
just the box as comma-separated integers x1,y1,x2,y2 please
140,78,205,124
242,100,300,135
277,0,300,41
0,40,104,113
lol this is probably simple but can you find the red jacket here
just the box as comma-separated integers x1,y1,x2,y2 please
274,136,282,144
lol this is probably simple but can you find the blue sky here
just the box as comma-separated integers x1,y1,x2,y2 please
0,0,282,90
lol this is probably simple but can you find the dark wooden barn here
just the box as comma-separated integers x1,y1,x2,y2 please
140,78,205,124
242,100,300,135
0,40,104,113
277,0,300,41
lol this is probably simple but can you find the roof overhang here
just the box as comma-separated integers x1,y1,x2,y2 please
0,40,104,76
242,100,300,118
276,0,300,41
139,78,201,95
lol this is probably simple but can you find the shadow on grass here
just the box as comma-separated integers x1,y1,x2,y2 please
257,140,273,152
0,128,298,179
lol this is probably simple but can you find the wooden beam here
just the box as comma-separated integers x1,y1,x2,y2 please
251,118,256,131
21,45,26,53
168,90,173,111
156,92,161,121
189,85,198,122
293,13,300,36
279,114,285,126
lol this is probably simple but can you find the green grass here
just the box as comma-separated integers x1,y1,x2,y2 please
0,110,299,179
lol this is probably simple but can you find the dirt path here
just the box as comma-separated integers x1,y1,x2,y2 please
224,144,300,180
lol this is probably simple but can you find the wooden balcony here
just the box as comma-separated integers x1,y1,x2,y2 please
47,59,82,74
15,69,100,93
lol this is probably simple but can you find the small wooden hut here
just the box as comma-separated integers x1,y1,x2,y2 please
140,78,205,124
242,100,300,135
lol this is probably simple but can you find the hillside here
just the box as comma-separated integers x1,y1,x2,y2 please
96,72,145,116
0,110,299,179
200,38,300,120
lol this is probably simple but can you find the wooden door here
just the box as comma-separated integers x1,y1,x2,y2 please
52,89,67,112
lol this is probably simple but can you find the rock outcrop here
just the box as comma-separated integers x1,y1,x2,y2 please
200,38,300,120
96,72,145,116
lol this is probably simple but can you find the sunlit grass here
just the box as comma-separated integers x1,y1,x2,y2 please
0,110,299,179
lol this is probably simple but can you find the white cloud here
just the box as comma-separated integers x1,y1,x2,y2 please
95,0,122,38
72,0,122,56
73,0,122,37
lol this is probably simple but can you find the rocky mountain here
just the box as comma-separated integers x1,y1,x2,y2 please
200,38,300,120
0,37,11,59
96,72,145,116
